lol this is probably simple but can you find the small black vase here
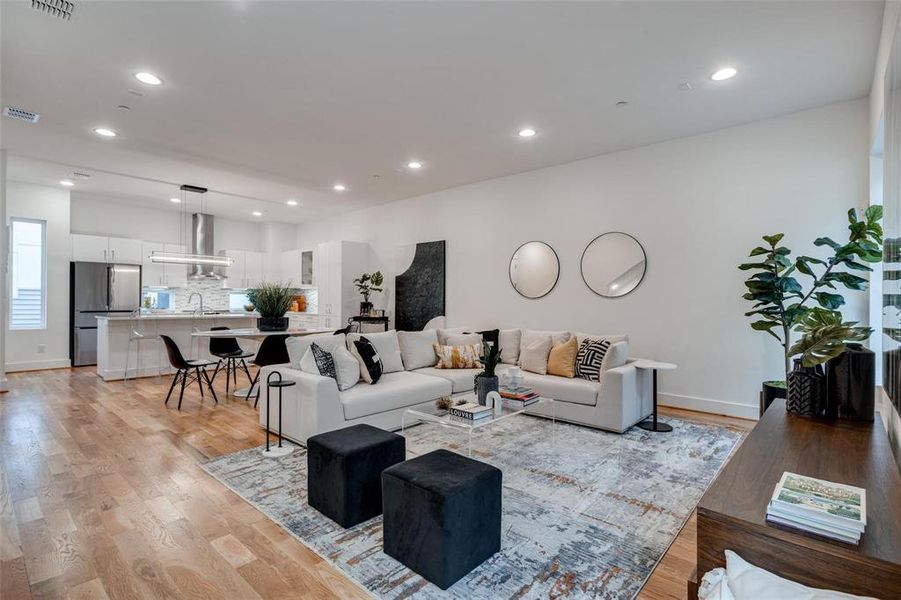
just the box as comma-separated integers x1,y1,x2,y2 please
360,301,373,315
257,316,289,332
474,375,499,406
826,343,875,421
786,359,826,417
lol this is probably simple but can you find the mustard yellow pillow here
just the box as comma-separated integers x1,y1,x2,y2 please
547,337,577,378
433,343,482,369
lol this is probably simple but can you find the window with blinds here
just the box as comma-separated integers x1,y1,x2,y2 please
10,218,47,330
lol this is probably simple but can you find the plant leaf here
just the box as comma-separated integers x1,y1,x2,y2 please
815,292,845,310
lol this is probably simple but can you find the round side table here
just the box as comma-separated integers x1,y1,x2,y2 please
633,359,677,433
262,371,296,457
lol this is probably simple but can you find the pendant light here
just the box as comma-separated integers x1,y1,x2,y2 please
150,185,234,268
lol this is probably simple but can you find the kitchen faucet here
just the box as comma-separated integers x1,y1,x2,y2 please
188,292,204,314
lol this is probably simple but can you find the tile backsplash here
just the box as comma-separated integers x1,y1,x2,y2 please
143,280,319,313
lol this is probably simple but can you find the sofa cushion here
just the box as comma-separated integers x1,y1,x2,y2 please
340,371,452,420
436,327,471,345
351,337,383,384
287,333,346,369
522,329,572,348
603,341,629,371
520,335,552,375
498,329,521,364
575,332,628,346
575,338,610,382
414,367,481,393
547,337,577,378
444,332,483,347
347,330,404,373
434,343,482,369
398,329,439,370
521,371,600,406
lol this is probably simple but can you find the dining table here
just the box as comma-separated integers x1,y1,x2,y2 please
191,327,334,397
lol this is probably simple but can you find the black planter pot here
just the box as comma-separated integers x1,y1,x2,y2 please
786,359,826,417
826,343,875,421
360,301,373,315
761,381,786,416
474,375,499,406
257,316,289,332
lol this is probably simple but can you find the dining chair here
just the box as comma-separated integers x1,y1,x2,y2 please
208,326,254,396
160,335,219,410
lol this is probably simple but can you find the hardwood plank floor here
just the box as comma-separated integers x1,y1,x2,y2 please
0,367,753,599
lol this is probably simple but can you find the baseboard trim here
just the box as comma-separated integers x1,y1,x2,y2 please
6,359,72,373
658,392,759,420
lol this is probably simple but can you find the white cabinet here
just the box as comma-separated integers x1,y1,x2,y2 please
164,244,188,288
72,234,142,264
141,242,188,288
281,249,303,285
288,313,319,330
244,251,264,288
219,249,265,289
314,240,369,331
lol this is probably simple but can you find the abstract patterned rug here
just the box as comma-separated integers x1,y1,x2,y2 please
202,416,744,599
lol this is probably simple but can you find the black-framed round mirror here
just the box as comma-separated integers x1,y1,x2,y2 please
509,241,560,299
580,232,647,298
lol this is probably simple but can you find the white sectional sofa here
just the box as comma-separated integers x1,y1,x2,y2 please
259,326,653,444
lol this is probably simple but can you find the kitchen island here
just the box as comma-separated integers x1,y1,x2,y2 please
96,313,258,381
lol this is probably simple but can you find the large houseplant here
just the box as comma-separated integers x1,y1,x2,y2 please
740,206,883,415
353,271,384,315
474,341,502,406
248,282,294,331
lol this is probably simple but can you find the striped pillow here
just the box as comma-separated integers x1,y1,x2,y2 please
575,338,610,382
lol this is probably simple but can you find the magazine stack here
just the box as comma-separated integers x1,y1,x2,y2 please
766,472,866,544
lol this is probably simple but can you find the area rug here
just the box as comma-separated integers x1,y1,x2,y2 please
202,416,744,599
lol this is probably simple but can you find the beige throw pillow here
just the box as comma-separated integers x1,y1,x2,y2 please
433,343,482,369
519,336,553,375
547,337,577,378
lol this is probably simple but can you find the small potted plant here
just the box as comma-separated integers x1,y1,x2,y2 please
474,341,502,406
353,271,384,315
247,282,294,331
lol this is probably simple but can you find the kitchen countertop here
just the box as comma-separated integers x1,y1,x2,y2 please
287,311,319,316
96,313,258,321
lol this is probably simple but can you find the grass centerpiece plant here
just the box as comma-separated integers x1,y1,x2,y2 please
248,282,294,331
353,271,384,315
474,340,502,406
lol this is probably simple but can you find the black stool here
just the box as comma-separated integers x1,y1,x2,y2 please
382,449,502,590
262,371,296,458
307,424,405,528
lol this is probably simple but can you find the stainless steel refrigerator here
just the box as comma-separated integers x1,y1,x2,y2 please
70,262,142,366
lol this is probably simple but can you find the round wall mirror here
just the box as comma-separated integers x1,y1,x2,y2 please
580,232,647,298
509,241,560,299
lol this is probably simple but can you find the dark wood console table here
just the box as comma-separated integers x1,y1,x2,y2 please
695,399,901,598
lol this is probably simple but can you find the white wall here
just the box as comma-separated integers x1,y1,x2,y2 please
69,194,267,252
0,151,8,389
6,181,71,371
298,99,870,418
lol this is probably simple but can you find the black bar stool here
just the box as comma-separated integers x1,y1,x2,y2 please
262,370,296,458
208,326,254,396
249,335,290,408
160,335,219,410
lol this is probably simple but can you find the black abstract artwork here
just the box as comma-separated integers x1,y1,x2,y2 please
395,240,446,331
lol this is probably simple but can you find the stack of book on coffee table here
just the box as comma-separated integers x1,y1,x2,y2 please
499,386,539,408
766,471,866,544
448,402,492,421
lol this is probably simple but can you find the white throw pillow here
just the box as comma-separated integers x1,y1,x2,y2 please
698,568,735,600
287,333,346,369
519,336,553,375
436,327,470,345
499,329,522,364
724,550,875,600
300,345,359,391
520,329,570,365
347,330,404,373
444,332,483,347
397,329,439,370
601,341,629,372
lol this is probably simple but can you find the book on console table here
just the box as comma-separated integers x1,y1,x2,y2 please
448,402,492,420
765,471,866,545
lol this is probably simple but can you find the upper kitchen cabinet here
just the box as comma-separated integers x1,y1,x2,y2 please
281,249,313,287
142,242,188,288
218,249,264,289
72,234,142,264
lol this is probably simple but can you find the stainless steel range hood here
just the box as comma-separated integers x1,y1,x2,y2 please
189,213,223,280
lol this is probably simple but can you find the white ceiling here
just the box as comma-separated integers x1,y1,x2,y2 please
1,1,884,222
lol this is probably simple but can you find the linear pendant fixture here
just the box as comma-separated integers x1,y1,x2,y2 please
149,184,233,271
150,251,233,267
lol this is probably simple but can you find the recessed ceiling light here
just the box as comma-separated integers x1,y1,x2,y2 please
333,183,346,192
286,199,298,206
711,67,737,81
518,128,537,138
169,197,181,203
134,72,163,86
252,211,263,217
59,180,75,187
93,127,117,138
407,161,423,170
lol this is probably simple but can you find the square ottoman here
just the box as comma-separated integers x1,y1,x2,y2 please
382,449,502,590
307,424,406,528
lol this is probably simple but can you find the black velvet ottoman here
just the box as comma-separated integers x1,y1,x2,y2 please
307,424,406,528
381,449,502,590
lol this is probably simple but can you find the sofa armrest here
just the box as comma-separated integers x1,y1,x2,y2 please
597,362,653,430
259,364,343,444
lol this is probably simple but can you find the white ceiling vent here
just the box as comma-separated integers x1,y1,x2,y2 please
3,106,41,124
31,0,75,21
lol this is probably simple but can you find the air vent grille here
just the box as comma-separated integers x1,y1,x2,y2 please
31,0,75,21
3,106,40,124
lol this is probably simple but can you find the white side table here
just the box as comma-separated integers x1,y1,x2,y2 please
633,359,677,433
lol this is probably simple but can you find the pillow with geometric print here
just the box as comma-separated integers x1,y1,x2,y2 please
574,338,611,382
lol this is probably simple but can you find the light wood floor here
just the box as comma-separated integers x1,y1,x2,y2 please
1,366,754,599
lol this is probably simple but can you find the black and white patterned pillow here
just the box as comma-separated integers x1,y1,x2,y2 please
310,342,337,380
575,338,610,382
352,336,383,384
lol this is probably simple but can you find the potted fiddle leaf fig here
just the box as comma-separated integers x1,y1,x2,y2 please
740,206,883,416
474,341,502,406
354,271,384,315
247,282,294,331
